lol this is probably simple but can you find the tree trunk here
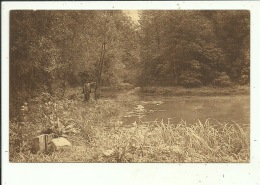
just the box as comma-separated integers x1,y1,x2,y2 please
95,35,107,100
94,15,109,100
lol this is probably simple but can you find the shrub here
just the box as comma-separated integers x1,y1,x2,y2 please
214,72,232,87
141,86,157,93
115,83,134,90
239,75,250,85
179,70,203,88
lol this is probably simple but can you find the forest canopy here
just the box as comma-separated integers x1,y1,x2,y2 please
139,10,250,87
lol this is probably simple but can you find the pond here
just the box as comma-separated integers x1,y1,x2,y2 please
114,91,250,127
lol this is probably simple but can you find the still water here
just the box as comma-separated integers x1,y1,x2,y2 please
119,94,250,126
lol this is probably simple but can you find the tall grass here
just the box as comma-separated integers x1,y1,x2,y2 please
9,92,124,162
88,118,249,163
10,92,249,163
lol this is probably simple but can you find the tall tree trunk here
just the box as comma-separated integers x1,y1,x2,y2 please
94,15,108,100
95,38,106,100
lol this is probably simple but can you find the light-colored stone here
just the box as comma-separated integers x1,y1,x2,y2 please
103,149,115,156
50,137,72,151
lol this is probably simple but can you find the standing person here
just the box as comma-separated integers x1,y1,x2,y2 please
88,82,100,100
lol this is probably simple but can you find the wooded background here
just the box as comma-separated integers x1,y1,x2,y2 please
10,10,250,116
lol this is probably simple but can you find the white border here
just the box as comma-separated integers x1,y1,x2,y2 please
2,1,260,185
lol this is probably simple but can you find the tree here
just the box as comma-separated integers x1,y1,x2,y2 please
138,10,249,87
10,10,141,109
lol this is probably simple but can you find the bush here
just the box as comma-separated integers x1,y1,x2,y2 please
9,94,123,161
141,86,157,94
214,72,232,87
239,75,250,85
179,70,203,88
114,83,135,91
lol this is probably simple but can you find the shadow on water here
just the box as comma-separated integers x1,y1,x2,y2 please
110,89,250,127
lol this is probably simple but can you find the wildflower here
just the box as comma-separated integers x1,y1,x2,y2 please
132,121,137,127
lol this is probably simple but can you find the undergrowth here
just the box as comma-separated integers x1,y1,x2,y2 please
10,91,249,163
88,118,249,163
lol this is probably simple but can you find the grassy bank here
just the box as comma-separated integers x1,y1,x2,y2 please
89,119,249,163
141,85,250,96
10,89,249,163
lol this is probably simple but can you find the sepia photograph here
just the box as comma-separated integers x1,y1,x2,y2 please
9,9,250,163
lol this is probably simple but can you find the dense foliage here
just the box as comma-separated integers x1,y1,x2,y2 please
10,10,250,117
139,10,250,87
10,10,140,117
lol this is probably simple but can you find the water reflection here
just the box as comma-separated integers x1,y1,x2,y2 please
121,95,250,127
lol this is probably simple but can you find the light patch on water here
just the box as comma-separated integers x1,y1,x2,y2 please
123,103,167,120
122,95,249,127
